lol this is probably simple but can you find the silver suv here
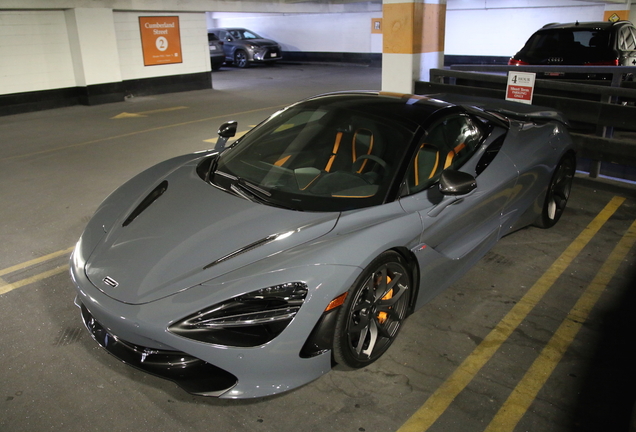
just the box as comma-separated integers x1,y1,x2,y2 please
208,28,282,68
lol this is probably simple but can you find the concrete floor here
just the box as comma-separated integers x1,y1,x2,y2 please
1,64,635,432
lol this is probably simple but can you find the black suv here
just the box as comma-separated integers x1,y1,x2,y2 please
509,21,636,78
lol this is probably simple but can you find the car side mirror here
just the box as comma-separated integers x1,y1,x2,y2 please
215,121,237,151
439,170,477,195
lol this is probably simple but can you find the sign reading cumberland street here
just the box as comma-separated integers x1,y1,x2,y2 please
139,16,182,66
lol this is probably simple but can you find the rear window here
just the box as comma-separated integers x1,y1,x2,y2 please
524,28,611,56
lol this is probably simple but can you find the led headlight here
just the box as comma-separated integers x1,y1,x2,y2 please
169,282,308,347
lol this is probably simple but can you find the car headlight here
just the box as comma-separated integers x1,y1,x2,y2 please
169,282,308,347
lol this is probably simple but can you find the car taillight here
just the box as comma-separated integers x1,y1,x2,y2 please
584,59,619,66
508,58,529,66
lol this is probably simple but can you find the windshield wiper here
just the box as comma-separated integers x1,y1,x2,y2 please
233,178,297,210
231,179,271,204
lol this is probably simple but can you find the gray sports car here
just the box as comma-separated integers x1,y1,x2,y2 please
70,91,576,399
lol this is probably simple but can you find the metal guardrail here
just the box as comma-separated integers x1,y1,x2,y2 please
416,66,636,178
448,65,635,88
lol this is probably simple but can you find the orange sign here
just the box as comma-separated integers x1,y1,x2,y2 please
139,16,182,66
371,18,382,34
604,10,629,22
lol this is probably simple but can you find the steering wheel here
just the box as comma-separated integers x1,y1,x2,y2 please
354,154,387,173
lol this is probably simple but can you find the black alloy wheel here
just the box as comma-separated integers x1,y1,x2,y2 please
536,153,575,228
234,50,248,68
332,251,411,369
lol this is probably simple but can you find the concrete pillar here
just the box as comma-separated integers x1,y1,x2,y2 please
603,1,631,21
381,0,446,94
65,8,123,104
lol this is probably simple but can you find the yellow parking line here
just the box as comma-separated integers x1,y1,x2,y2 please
484,217,636,431
0,265,68,296
396,196,625,432
0,246,73,277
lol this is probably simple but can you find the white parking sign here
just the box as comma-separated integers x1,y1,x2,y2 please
506,72,536,105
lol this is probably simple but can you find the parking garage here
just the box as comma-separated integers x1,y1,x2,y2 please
2,1,636,432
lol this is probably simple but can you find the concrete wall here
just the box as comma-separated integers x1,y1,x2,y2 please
445,1,607,57
0,10,77,95
0,9,210,95
208,12,383,54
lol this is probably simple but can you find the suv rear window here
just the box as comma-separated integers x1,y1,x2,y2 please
524,29,610,57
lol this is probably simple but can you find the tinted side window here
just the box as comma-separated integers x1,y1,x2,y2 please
405,114,483,195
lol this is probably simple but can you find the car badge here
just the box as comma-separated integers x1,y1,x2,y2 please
103,276,119,288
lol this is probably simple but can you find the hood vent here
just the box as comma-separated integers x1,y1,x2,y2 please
123,181,168,227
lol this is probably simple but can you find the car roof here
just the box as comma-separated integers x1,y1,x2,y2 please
300,91,455,125
209,27,247,31
539,20,633,31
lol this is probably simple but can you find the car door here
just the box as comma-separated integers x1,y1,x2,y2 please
217,30,233,59
399,113,519,307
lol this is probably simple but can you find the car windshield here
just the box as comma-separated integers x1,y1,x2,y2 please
211,96,419,212
229,29,261,40
524,28,611,57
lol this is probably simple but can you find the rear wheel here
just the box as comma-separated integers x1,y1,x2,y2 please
535,153,575,228
234,50,249,68
332,251,411,369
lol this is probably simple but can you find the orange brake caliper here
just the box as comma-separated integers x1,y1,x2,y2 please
377,276,393,324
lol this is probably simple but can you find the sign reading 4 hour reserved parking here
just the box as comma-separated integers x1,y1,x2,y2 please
139,16,183,66
506,71,536,105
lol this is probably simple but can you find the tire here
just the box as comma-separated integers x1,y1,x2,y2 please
234,50,249,68
535,153,575,228
332,251,411,369
211,62,223,71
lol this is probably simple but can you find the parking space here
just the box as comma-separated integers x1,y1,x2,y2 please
1,65,635,432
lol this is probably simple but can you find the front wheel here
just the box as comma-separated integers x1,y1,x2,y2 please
234,50,249,68
332,251,411,369
535,153,575,228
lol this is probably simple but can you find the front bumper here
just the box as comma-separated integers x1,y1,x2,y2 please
79,301,238,396
253,47,281,62
71,245,361,398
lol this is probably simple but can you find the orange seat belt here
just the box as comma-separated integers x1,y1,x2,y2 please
325,131,343,172
444,142,466,169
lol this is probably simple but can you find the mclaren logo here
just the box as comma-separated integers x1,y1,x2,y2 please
103,276,119,288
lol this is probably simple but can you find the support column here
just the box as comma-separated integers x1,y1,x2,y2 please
65,8,124,104
603,0,631,21
381,0,446,94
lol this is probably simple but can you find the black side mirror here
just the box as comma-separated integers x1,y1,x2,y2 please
215,121,237,151
439,169,477,195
